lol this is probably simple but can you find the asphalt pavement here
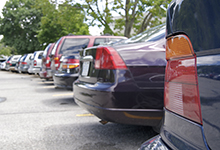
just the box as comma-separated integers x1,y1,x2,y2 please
0,70,157,150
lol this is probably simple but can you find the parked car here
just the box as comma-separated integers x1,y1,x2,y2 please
28,50,43,75
8,55,22,72
19,53,33,73
73,24,166,129
0,61,6,70
52,35,127,89
0,55,7,70
39,43,55,80
5,56,13,71
14,56,24,73
140,0,220,149
0,55,7,63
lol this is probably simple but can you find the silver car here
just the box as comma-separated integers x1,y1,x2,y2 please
28,50,43,75
19,53,33,73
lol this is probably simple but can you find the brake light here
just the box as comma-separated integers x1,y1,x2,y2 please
10,63,12,66
22,62,27,65
34,60,37,66
62,59,79,69
45,57,50,68
164,35,202,124
95,47,127,70
54,56,60,69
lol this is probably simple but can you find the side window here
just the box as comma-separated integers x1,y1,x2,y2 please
28,55,32,60
93,38,107,46
38,52,43,59
60,38,90,55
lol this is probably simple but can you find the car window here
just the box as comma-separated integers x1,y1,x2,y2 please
43,44,51,57
93,38,107,46
12,56,20,61
33,52,37,59
51,38,62,55
124,23,165,44
38,52,43,59
60,38,90,55
22,55,27,61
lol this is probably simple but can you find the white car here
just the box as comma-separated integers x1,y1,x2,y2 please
0,61,6,70
19,53,33,73
28,50,43,75
8,55,22,72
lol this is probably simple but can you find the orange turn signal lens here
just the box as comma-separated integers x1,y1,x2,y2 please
54,57,59,61
166,35,194,60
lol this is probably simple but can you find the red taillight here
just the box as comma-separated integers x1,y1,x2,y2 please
95,47,127,70
22,62,27,65
164,35,202,124
34,60,37,66
62,59,79,69
10,63,12,66
45,57,50,68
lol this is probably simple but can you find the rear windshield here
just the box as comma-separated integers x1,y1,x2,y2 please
94,38,126,46
59,38,90,55
93,38,107,46
43,44,51,57
12,56,20,61
22,55,27,61
51,38,62,55
123,24,165,44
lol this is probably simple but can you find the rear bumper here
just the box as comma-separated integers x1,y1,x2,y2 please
9,67,16,71
32,67,41,74
20,66,29,73
39,71,47,78
140,109,210,150
47,69,56,78
73,80,164,127
53,73,78,89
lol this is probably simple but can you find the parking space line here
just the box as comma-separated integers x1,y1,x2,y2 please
52,93,73,97
43,86,55,88
76,113,94,117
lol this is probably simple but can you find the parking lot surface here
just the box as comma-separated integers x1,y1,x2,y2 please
0,71,157,150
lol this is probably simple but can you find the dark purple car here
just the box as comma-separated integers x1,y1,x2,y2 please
140,0,220,149
73,24,166,129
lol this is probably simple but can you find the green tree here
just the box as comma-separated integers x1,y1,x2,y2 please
83,0,114,35
35,0,89,47
0,42,17,56
0,0,42,54
83,0,171,37
113,0,171,37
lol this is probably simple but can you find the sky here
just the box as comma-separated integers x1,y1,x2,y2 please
0,0,8,17
0,0,102,35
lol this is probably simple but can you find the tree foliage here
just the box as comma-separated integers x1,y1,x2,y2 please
35,0,90,48
0,42,17,56
83,0,114,35
83,0,171,37
0,0,171,55
0,0,42,54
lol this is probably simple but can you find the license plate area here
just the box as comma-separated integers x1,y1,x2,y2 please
81,61,90,76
